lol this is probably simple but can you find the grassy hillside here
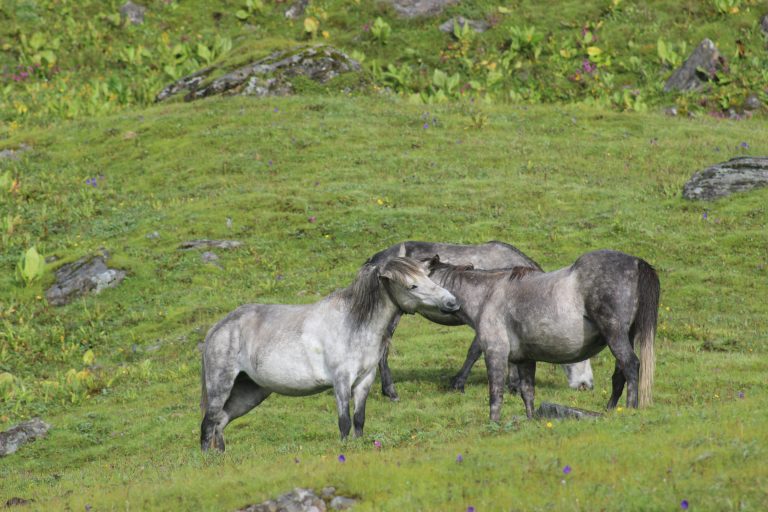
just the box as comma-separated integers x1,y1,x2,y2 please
2,0,768,127
1,95,767,510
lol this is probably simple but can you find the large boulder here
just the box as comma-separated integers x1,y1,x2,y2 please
386,0,460,18
0,418,50,457
45,250,127,306
682,157,768,200
156,45,362,102
663,39,727,93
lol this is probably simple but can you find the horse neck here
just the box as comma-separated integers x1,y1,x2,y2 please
433,268,496,326
345,271,401,341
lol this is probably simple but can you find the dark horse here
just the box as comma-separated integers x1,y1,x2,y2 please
367,241,593,400
423,250,660,420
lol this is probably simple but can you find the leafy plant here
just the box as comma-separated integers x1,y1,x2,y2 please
16,246,45,287
712,0,742,15
657,38,687,68
505,25,544,63
421,68,461,103
371,17,392,45
235,0,264,21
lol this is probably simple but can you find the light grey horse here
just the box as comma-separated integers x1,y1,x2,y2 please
200,256,459,451
424,250,659,421
367,241,594,400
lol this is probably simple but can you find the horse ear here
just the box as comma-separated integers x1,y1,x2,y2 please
397,243,406,257
427,254,440,269
379,268,394,281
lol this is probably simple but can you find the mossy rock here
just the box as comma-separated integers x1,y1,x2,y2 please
155,43,365,102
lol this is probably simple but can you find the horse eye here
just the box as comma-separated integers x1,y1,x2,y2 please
409,284,418,290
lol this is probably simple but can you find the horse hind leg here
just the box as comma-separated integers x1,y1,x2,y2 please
223,373,272,425
517,361,537,419
606,360,626,409
379,314,402,401
604,329,640,408
201,359,240,452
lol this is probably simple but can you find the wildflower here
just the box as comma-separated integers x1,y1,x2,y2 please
563,465,572,475
702,212,708,220
738,391,745,399
546,422,553,428
338,454,346,463
294,457,300,464
467,507,476,512
680,499,689,510
308,216,316,223
739,142,749,150
582,59,596,74
273,107,279,113
377,198,384,205
456,454,463,463
423,123,429,129
373,440,382,449
616,407,623,413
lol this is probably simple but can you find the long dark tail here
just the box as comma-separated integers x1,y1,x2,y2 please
635,259,660,407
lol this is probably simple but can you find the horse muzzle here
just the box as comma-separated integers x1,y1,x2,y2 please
440,300,460,314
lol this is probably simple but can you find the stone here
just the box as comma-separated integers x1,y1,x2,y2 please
682,157,768,200
285,0,309,20
45,250,127,306
179,239,242,250
156,46,361,103
5,497,33,507
760,14,768,38
663,39,726,93
535,402,602,420
439,16,490,35
0,418,50,457
120,1,146,25
386,0,459,18
743,93,762,111
236,487,357,512
0,144,32,160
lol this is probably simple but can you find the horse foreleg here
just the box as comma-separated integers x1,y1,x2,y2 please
379,314,402,401
450,336,483,393
334,382,353,440
517,361,537,419
484,348,508,423
352,368,377,437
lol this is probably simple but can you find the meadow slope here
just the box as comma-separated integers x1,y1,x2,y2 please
1,96,767,510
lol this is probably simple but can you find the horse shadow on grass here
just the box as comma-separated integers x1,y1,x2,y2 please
383,366,563,393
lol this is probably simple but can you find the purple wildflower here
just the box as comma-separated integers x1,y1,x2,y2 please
563,465,572,475
680,499,689,510
738,391,745,399
423,123,429,129
467,507,476,512
294,457,300,463
338,454,346,463
456,454,463,463
273,107,279,113
740,141,749,149
582,59,597,74
702,212,708,220
373,440,382,449
308,216,316,223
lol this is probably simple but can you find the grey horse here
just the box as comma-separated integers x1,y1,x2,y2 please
367,241,594,400
424,250,659,421
200,256,459,451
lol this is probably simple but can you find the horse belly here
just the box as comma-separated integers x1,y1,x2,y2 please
515,315,601,364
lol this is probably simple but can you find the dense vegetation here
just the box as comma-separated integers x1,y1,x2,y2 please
1,1,766,511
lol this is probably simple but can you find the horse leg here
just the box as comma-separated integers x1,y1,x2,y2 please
516,361,537,418
606,361,626,409
201,360,239,452
450,335,483,393
604,329,640,408
484,347,508,422
379,314,402,401
223,372,272,425
352,368,377,437
507,363,522,395
334,379,353,440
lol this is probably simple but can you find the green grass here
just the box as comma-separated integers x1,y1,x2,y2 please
1,96,767,510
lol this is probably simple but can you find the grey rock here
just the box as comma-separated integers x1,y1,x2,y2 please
119,1,146,25
201,252,222,269
663,39,726,93
743,93,762,111
439,16,490,35
4,497,33,507
0,144,32,160
146,231,160,239
761,14,768,38
180,239,242,250
156,46,361,103
387,0,459,18
0,418,50,457
682,157,768,200
45,251,127,306
329,496,356,510
236,487,357,512
535,402,602,420
664,105,678,116
285,0,309,20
